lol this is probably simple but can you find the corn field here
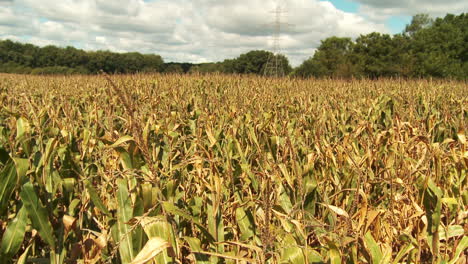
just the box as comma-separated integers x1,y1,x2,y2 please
0,73,467,264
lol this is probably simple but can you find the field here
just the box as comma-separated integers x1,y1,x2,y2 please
0,73,466,263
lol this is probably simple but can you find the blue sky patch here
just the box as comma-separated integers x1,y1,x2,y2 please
327,0,359,13
326,0,412,33
387,15,412,34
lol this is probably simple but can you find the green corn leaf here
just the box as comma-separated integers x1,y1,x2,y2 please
162,201,192,220
20,182,55,248
12,158,29,186
327,240,341,264
0,206,28,258
207,204,217,242
132,196,144,256
107,135,134,148
281,234,305,264
306,249,324,264
84,179,111,216
0,161,17,215
184,237,210,264
439,225,465,240
235,207,255,241
116,148,134,170
364,231,383,264
15,117,30,140
392,243,415,264
131,216,177,264
423,179,442,255
131,237,169,264
141,183,154,211
113,178,134,264
162,201,215,242
448,236,468,264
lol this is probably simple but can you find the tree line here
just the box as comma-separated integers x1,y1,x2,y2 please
0,42,164,75
0,41,291,76
0,13,466,79
294,13,467,80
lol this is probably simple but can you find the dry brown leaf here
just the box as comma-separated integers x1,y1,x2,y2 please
63,215,77,233
94,233,107,249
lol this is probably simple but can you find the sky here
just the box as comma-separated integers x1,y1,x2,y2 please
0,0,467,66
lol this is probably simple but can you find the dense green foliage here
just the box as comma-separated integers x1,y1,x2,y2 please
0,41,164,74
0,74,466,263
0,41,290,76
220,50,292,75
163,51,292,75
295,13,468,79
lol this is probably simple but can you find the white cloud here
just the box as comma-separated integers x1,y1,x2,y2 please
352,0,468,20
0,0,390,66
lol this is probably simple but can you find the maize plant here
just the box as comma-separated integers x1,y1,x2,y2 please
0,73,466,263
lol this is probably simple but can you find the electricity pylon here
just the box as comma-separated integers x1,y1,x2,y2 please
263,4,291,77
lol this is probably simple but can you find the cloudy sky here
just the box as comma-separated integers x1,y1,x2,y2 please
0,0,466,66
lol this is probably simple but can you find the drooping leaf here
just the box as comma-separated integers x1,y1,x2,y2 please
0,206,28,258
130,216,177,263
20,182,55,248
320,203,350,218
108,135,134,148
84,179,111,216
130,237,169,264
392,243,415,264
448,236,468,264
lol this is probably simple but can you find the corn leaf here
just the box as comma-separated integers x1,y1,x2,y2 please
0,206,28,258
20,182,55,248
130,237,169,264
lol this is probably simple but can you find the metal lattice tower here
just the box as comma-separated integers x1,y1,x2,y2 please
263,4,290,77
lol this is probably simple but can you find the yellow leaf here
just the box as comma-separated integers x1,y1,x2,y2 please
457,130,466,144
131,237,170,264
206,128,217,147
320,203,349,218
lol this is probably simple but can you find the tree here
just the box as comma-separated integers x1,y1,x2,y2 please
199,63,221,73
294,37,354,78
226,50,292,75
352,33,402,78
293,58,322,78
391,34,416,77
410,13,467,78
220,59,237,74
163,64,184,74
234,50,271,74
141,54,164,73
0,39,165,75
404,14,433,37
